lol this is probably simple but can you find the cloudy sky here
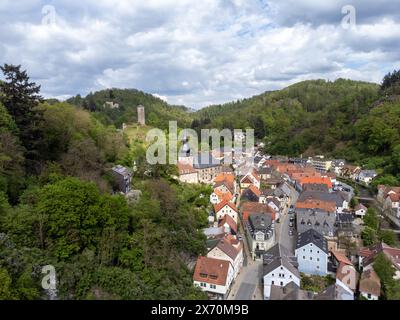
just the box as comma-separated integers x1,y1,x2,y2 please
1,0,399,108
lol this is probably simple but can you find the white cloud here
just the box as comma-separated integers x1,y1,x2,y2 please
0,0,399,108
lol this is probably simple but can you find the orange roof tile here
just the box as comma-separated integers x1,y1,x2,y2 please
296,199,336,212
214,200,238,214
193,256,231,286
299,177,333,189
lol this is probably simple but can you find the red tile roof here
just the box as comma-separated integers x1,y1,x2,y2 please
296,198,336,213
240,202,276,221
177,162,197,175
331,250,352,266
193,256,231,286
214,200,238,214
248,185,261,197
299,177,333,189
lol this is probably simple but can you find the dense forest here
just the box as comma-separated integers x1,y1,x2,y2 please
66,89,192,130
0,64,208,299
1,62,400,300
192,74,400,186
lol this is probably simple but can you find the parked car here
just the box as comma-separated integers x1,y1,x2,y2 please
237,235,243,241
289,216,295,222
289,229,294,236
289,221,294,227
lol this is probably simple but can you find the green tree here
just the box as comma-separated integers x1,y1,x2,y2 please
361,227,378,246
0,64,44,172
0,268,13,300
378,230,398,247
364,208,379,230
34,177,129,260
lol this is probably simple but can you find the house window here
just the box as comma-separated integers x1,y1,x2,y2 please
280,282,283,286
310,257,312,260
303,256,305,260
210,284,216,289
317,258,320,262
317,266,320,269
310,250,312,253
271,281,274,285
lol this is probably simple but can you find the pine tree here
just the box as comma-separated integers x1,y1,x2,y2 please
0,64,44,172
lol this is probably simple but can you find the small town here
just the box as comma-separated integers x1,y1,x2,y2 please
176,143,400,301
2,1,400,314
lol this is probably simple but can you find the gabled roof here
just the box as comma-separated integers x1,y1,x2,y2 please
295,198,336,213
213,189,233,203
270,282,314,300
359,269,381,297
314,284,353,300
359,242,400,270
214,200,238,214
193,256,232,286
263,244,299,278
248,185,261,197
177,162,197,175
355,203,367,211
213,237,241,261
218,214,238,234
240,202,276,220
336,262,358,291
112,165,132,177
331,250,352,266
248,213,273,231
299,177,333,189
296,229,328,254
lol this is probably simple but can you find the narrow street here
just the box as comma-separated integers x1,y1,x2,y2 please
276,185,299,254
227,182,299,300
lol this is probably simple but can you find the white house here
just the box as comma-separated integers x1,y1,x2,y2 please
355,203,367,218
207,236,243,279
295,229,328,276
214,200,239,223
210,189,234,205
240,170,261,190
262,244,300,300
193,256,234,299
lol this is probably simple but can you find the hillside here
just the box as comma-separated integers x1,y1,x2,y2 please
67,88,192,130
192,78,400,184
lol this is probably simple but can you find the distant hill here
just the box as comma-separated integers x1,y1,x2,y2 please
66,79,400,185
192,79,380,156
67,88,192,130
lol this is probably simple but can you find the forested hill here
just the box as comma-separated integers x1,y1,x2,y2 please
192,79,380,153
67,88,192,130
192,77,400,185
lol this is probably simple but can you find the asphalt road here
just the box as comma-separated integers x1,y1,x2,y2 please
232,260,262,300
277,185,299,254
